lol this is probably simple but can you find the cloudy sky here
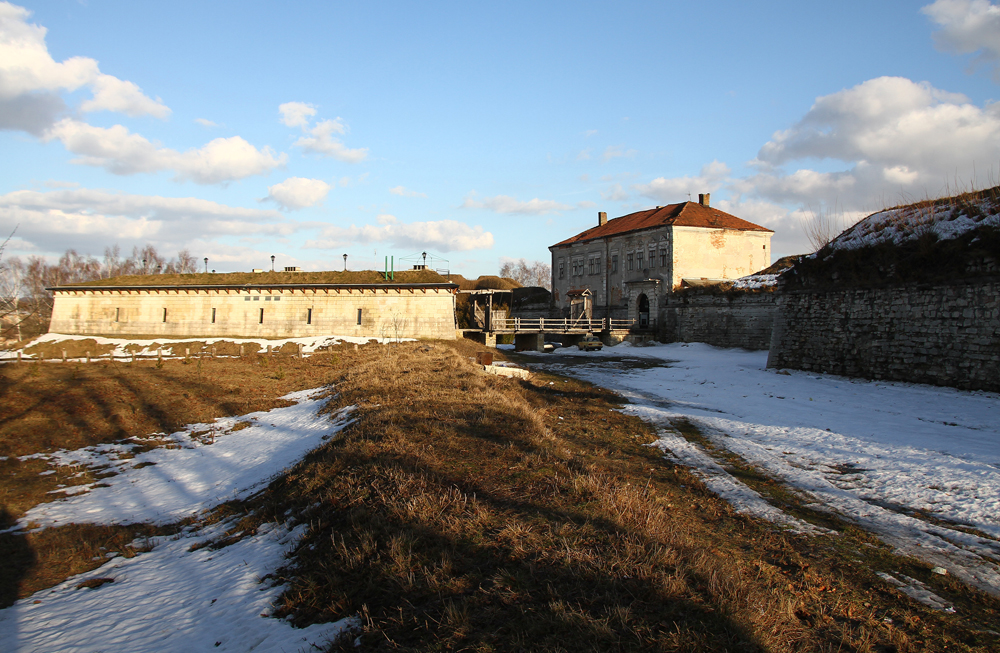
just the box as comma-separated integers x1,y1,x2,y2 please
2,1,999,276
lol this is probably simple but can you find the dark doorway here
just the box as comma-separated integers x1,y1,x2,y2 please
637,293,649,329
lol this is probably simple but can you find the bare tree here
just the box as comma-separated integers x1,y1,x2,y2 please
499,258,551,290
800,204,850,252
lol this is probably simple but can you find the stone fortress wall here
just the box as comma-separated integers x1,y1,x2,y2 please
766,278,1000,392
49,283,458,340
659,292,776,351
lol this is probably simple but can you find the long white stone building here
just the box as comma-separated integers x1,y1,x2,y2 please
48,281,459,340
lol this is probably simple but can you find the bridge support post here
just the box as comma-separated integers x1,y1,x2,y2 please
514,332,544,352
463,331,497,348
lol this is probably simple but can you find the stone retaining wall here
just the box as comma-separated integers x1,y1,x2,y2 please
766,279,1000,391
660,292,777,350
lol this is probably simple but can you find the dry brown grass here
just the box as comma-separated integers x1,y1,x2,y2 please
205,340,997,652
2,339,998,650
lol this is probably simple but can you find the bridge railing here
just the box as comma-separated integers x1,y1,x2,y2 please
493,317,642,332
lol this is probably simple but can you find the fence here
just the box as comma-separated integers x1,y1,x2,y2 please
493,317,639,332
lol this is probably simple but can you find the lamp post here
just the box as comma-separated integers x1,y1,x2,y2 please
204,257,208,274
343,254,348,271
422,251,427,268
270,255,275,272
142,258,147,274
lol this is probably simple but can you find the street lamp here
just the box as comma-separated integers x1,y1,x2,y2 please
342,253,348,271
204,257,208,274
142,258,147,274
422,251,427,268
270,255,275,272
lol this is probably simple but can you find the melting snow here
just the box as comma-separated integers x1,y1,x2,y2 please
0,520,358,652
527,342,1000,596
19,389,355,529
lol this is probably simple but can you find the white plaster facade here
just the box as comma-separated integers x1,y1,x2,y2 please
549,198,773,323
48,283,459,340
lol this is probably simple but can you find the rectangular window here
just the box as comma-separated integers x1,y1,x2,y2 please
588,259,595,275
595,258,601,274
115,307,120,322
253,296,260,301
611,255,618,273
244,296,251,301
558,263,565,279
162,308,167,322
660,249,667,267
211,307,216,324
265,296,272,301
307,308,313,325
274,296,280,301
357,308,363,325
627,253,633,271
637,252,644,269
649,248,656,268
259,308,264,324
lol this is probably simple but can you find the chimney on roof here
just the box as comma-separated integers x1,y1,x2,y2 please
598,211,607,226
698,193,710,207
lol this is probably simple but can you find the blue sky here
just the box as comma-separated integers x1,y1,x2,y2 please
2,0,999,277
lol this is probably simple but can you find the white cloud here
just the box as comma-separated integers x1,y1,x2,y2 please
294,118,368,162
278,101,317,128
308,216,493,252
194,118,218,128
632,160,731,203
602,145,637,162
265,177,331,210
79,73,170,118
601,183,630,202
389,185,427,198
923,0,1000,81
746,77,1000,209
576,149,592,161
0,3,169,133
44,119,287,184
461,193,572,215
0,187,292,255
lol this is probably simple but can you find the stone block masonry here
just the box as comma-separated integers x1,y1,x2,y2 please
767,279,1000,392
49,283,458,340
661,292,776,351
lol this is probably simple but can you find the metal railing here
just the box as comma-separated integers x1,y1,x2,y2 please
493,317,648,332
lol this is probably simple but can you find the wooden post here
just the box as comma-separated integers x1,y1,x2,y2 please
239,344,244,357
17,351,22,363
185,348,190,359
131,352,136,364
86,351,91,364
266,345,272,355
157,348,162,363
297,343,303,359
62,349,67,362
211,346,216,358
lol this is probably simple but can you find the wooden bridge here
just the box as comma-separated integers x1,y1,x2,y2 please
491,317,637,334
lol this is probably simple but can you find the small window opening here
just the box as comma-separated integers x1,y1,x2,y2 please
162,308,167,322
357,308,362,325
211,307,216,324
307,308,313,325
115,307,120,322
259,308,264,324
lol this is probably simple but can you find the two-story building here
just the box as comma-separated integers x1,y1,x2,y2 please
549,194,773,327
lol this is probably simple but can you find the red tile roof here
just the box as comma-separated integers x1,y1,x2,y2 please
552,202,772,247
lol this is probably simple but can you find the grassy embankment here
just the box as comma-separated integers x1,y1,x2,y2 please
1,340,998,651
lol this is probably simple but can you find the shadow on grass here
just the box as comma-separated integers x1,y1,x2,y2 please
0,508,34,609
